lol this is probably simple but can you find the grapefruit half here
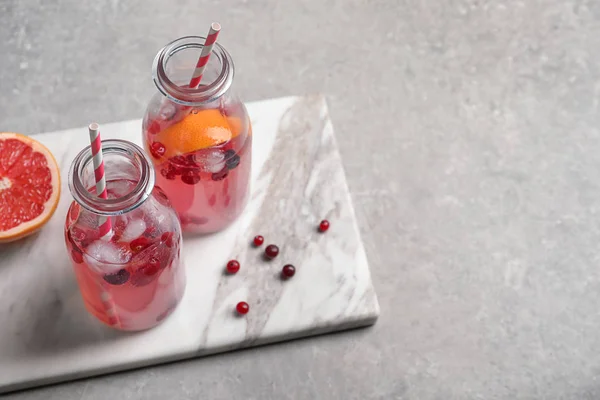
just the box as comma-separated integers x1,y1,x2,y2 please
0,132,61,243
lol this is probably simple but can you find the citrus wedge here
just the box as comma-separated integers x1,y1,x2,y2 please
0,132,61,243
152,109,244,160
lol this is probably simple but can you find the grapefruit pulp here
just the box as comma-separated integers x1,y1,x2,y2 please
0,132,61,243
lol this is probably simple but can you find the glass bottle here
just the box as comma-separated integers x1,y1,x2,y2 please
142,36,252,234
65,139,186,331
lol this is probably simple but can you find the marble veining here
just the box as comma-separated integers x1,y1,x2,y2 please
0,95,379,393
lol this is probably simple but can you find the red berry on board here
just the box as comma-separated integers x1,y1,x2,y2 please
319,220,330,232
253,235,264,246
236,301,249,315
226,260,240,274
150,142,166,159
282,264,296,279
265,244,279,259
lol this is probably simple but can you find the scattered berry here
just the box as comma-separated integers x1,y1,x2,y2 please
103,269,130,285
236,301,249,315
226,260,240,274
265,244,279,259
150,142,166,159
282,264,296,279
181,170,201,185
253,235,264,246
319,220,330,232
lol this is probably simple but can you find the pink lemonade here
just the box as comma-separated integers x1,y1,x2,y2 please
143,36,252,234
142,102,252,234
65,179,185,331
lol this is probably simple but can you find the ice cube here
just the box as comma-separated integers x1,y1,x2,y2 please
120,219,146,242
158,102,177,121
195,149,226,173
84,240,132,273
107,179,135,198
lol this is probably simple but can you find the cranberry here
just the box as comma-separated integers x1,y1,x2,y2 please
211,168,229,181
170,155,189,167
103,269,130,285
226,260,240,274
147,120,161,135
208,194,217,207
71,248,84,264
253,235,264,246
181,170,201,185
225,150,241,170
161,231,174,248
185,154,200,168
224,196,231,207
282,264,296,279
144,225,158,238
236,301,249,315
130,237,151,253
131,260,161,287
319,220,330,232
161,166,177,180
150,142,166,159
265,244,279,259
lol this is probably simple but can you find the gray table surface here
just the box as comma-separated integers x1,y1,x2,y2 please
2,0,600,399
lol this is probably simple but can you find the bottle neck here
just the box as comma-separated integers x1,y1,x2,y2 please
152,36,235,106
68,140,155,216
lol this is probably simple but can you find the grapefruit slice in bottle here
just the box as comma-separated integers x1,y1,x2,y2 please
0,132,61,243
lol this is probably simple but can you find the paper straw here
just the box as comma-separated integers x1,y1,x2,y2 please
188,22,221,89
88,123,112,238
101,291,121,327
88,123,120,328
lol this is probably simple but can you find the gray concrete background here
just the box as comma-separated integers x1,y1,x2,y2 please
2,0,600,398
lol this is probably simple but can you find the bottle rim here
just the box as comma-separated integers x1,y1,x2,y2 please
68,139,155,216
152,36,235,106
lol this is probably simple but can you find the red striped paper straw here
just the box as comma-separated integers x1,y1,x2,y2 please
88,123,120,328
88,123,112,238
101,291,121,327
188,22,221,89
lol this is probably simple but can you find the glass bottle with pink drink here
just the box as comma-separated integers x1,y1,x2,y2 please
142,35,252,234
65,140,186,331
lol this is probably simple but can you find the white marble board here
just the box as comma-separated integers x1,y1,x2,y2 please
0,96,380,393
